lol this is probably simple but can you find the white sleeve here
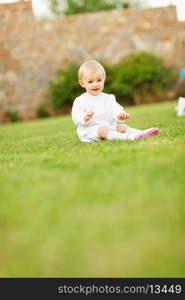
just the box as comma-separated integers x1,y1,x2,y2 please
71,98,91,126
111,94,126,117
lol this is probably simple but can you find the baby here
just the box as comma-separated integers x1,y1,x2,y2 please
71,60,159,143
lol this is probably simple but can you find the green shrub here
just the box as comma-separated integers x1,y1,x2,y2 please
6,110,21,122
50,0,130,16
37,104,50,118
48,52,177,110
106,52,177,105
179,87,185,97
48,62,83,111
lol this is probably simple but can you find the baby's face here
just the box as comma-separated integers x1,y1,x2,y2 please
80,71,105,96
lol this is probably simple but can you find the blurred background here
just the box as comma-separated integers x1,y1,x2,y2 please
0,1,185,278
1,0,185,122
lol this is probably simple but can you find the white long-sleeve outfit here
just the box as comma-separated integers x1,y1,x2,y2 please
72,92,159,142
72,92,127,142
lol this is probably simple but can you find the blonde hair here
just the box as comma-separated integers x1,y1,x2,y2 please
78,60,106,81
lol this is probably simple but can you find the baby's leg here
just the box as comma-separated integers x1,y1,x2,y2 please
98,126,137,141
97,126,109,140
118,124,160,137
136,128,159,139
116,124,128,133
117,124,142,135
122,125,159,138
97,125,159,141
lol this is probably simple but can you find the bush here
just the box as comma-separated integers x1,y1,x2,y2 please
106,52,177,105
48,62,83,111
6,110,21,122
50,0,130,16
179,87,185,98
48,52,177,110
37,104,50,118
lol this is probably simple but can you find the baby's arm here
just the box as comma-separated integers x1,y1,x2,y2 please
111,95,130,121
71,98,93,125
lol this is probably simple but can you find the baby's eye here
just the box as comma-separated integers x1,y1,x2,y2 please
97,79,102,82
88,81,93,84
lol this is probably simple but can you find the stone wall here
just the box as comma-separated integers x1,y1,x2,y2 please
1,2,185,121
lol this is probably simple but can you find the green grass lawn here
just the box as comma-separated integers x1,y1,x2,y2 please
0,100,185,277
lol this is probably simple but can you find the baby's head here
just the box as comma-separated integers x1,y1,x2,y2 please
78,60,106,96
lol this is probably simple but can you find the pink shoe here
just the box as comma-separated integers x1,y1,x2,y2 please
136,128,159,139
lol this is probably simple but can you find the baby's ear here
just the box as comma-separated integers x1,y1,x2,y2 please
79,79,84,87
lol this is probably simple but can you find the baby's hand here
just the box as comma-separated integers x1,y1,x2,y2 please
117,112,130,120
84,111,94,122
